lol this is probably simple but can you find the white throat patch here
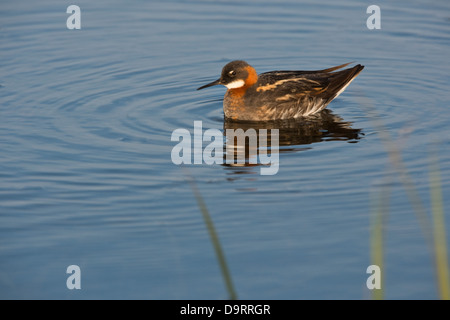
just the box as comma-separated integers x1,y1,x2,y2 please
225,80,245,89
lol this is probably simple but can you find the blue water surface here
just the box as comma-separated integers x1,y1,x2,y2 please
1,0,450,299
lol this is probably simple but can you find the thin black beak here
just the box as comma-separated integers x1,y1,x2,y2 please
197,78,221,90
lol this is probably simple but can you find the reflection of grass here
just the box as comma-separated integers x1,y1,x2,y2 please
360,92,450,299
186,171,238,300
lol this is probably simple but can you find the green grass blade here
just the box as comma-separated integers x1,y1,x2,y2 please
429,150,450,300
356,91,433,249
186,173,238,300
370,183,389,300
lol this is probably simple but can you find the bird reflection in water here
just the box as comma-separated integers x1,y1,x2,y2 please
222,109,363,175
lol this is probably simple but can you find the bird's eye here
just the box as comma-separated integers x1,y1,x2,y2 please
228,70,236,77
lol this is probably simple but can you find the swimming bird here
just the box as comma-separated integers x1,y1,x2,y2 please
197,60,364,121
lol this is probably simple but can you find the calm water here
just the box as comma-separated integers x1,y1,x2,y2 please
1,0,450,299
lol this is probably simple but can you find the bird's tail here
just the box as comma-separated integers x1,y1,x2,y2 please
327,64,364,100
